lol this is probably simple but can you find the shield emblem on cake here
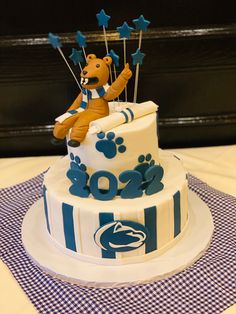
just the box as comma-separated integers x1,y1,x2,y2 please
94,220,148,252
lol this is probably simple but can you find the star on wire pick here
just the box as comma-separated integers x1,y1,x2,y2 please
48,32,62,49
132,15,150,31
117,22,134,39
69,48,84,65
75,31,87,48
109,49,120,67
96,9,111,28
132,48,145,65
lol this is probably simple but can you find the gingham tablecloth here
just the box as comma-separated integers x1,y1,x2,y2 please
0,173,235,314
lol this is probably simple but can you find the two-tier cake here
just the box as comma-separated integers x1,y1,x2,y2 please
22,13,214,285
43,100,189,266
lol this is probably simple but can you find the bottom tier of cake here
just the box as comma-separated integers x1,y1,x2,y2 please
43,150,189,266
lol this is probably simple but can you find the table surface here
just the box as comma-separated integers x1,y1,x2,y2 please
0,145,235,314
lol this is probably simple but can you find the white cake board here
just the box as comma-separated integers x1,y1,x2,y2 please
22,191,214,288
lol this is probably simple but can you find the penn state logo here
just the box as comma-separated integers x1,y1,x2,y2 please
94,220,148,252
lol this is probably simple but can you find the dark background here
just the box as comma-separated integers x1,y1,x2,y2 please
1,0,236,156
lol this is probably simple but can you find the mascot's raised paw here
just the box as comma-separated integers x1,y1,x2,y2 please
121,63,132,81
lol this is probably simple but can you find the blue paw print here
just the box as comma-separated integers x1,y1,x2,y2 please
95,132,126,159
69,153,87,172
67,153,89,198
134,154,155,179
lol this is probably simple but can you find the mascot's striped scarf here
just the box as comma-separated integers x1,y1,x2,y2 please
55,84,109,123
80,84,109,109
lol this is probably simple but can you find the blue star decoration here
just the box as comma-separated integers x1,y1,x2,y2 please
117,22,134,39
131,48,146,65
133,15,150,32
69,48,84,65
75,31,87,48
96,9,111,28
48,32,62,49
109,49,119,67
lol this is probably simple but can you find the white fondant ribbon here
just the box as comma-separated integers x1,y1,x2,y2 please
89,101,158,134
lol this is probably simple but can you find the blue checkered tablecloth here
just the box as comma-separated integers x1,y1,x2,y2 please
0,174,235,314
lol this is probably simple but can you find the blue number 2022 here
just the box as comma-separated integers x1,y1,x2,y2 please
90,171,118,201
119,170,143,199
68,167,164,200
144,165,164,195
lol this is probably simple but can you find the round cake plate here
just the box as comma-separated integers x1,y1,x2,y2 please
22,191,214,288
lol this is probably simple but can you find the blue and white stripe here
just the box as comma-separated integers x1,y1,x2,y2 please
43,189,185,260
62,203,76,251
120,108,135,123
81,84,110,109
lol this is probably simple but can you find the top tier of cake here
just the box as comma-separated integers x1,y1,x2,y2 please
66,102,161,200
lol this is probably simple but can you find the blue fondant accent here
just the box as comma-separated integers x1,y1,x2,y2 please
99,188,122,196
68,109,78,114
74,156,81,164
144,165,164,195
95,219,148,254
174,191,181,237
115,137,123,145
107,132,115,140
80,101,87,109
135,154,155,180
77,50,84,63
75,31,87,48
90,171,118,201
96,9,111,28
69,48,84,65
144,206,157,253
96,133,126,159
96,86,107,97
131,48,146,66
133,15,151,32
48,32,62,49
134,162,149,180
97,132,105,139
119,170,143,199
87,89,92,99
79,163,87,172
138,155,145,163
70,161,79,171
96,138,117,158
43,186,50,233
67,151,162,200
69,154,87,173
67,169,90,198
109,49,120,67
118,145,126,153
146,153,152,161
99,212,114,225
120,110,129,123
62,203,76,251
150,160,155,166
126,107,134,121
98,213,115,258
117,22,134,39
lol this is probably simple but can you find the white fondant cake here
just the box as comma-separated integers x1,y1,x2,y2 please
43,102,189,266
